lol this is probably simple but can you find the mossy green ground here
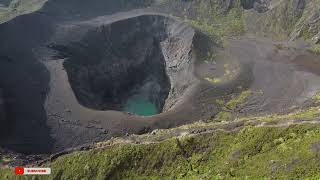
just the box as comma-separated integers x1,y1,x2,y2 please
313,90,320,103
243,0,302,40
1,123,320,179
187,0,245,47
225,90,252,110
212,90,253,122
309,44,320,55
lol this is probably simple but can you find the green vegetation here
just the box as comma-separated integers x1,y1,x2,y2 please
1,90,320,179
239,107,320,125
0,147,12,167
215,111,233,122
205,63,240,85
205,77,222,84
274,43,285,50
0,155,12,165
160,0,320,44
187,0,245,46
2,124,320,179
244,0,305,40
225,90,252,110
211,90,252,122
312,90,320,102
309,44,320,55
223,63,240,81
215,99,225,106
295,0,320,40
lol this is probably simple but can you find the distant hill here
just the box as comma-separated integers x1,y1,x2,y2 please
0,0,47,23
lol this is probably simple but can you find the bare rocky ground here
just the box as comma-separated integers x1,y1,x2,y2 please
226,38,320,113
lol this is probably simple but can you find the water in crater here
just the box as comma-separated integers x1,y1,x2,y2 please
124,95,158,116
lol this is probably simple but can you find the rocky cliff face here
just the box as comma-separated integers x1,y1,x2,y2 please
51,15,195,113
290,0,320,43
241,0,270,12
154,0,319,45
241,0,319,44
0,0,317,44
51,16,171,112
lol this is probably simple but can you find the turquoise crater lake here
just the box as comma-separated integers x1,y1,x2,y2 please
124,95,158,116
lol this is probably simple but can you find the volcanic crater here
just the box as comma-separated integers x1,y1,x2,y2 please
50,15,197,117
0,12,203,154
0,5,319,156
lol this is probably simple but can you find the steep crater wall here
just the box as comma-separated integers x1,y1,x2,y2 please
240,0,271,12
50,15,195,116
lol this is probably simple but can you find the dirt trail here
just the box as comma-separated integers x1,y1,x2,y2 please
28,116,320,167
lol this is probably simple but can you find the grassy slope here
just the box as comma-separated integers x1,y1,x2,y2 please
185,0,245,47
243,0,320,51
243,0,301,40
49,124,320,180
1,123,320,179
297,0,320,53
293,0,320,40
